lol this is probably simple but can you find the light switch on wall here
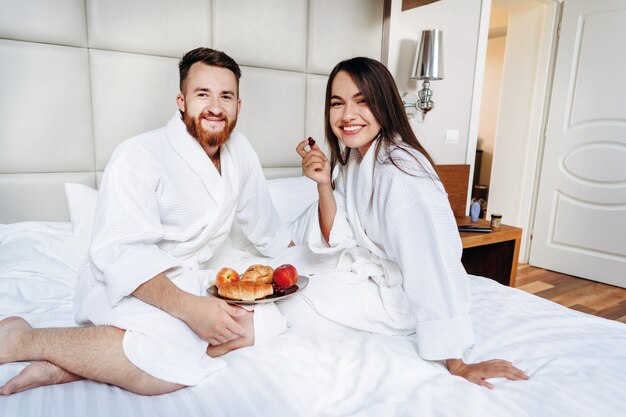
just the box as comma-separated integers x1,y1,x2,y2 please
445,129,459,144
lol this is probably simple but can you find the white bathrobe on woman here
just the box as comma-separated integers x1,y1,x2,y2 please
285,138,475,361
74,113,291,385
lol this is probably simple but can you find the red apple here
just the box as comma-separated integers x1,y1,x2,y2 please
273,264,298,289
215,267,240,288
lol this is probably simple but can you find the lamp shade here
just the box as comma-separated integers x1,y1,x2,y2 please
412,29,444,80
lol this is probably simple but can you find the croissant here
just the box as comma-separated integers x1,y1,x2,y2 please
240,264,274,284
218,281,273,301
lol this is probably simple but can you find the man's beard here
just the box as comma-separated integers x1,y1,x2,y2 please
182,110,238,149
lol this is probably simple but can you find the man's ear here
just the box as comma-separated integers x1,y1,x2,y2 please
237,98,241,114
176,93,186,112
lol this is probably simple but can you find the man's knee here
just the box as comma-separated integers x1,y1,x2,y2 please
117,345,186,396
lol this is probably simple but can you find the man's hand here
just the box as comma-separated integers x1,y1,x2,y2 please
132,272,247,345
183,296,248,345
446,358,529,389
206,308,255,357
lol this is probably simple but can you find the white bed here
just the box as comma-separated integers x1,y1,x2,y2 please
1,178,626,417
2,1,626,415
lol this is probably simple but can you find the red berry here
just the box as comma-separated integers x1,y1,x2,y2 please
272,282,286,295
308,137,315,147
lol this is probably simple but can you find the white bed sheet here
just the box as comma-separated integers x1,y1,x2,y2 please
1,222,626,417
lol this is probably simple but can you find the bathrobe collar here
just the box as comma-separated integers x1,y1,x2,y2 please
345,138,383,257
166,112,232,206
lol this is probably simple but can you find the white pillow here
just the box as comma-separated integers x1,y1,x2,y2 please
64,183,98,241
63,176,317,241
266,176,318,225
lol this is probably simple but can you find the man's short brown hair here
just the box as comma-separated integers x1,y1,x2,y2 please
178,48,241,95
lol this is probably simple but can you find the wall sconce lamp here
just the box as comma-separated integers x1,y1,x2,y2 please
403,29,444,122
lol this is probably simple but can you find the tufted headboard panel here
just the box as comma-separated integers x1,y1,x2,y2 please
0,0,384,223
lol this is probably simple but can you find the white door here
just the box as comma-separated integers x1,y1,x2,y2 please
529,0,626,287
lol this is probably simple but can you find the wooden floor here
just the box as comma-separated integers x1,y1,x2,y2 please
515,264,626,324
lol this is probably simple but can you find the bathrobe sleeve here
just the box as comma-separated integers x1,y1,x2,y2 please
232,134,291,257
289,168,356,254
379,168,475,360
88,143,181,307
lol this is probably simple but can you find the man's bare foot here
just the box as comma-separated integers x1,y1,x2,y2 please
206,310,254,357
1,361,82,395
0,317,83,395
0,316,32,364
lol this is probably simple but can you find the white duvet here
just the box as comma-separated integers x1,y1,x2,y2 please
1,222,626,417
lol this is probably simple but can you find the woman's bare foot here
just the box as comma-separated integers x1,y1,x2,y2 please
1,361,82,395
206,310,254,357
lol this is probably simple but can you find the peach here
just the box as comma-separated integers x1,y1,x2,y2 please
215,267,240,288
273,264,298,289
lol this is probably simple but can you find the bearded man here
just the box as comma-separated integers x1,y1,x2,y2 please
0,48,291,396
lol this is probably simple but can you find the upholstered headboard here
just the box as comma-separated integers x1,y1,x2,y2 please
0,0,385,223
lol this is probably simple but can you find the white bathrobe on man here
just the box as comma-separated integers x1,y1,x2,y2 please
284,139,475,361
74,113,291,385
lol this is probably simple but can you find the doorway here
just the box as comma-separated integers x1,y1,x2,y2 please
475,0,561,262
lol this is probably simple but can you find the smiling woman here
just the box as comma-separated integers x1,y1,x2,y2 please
290,56,528,389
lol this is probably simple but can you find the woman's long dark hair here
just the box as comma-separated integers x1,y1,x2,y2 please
324,57,438,184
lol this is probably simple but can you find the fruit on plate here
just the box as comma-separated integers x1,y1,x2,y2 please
215,267,240,288
273,264,298,289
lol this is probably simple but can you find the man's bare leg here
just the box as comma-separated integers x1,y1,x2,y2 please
207,310,254,357
0,317,184,396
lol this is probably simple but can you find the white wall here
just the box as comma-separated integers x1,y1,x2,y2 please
478,34,506,187
386,0,484,165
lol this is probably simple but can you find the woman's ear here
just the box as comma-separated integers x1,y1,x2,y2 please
176,93,186,112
